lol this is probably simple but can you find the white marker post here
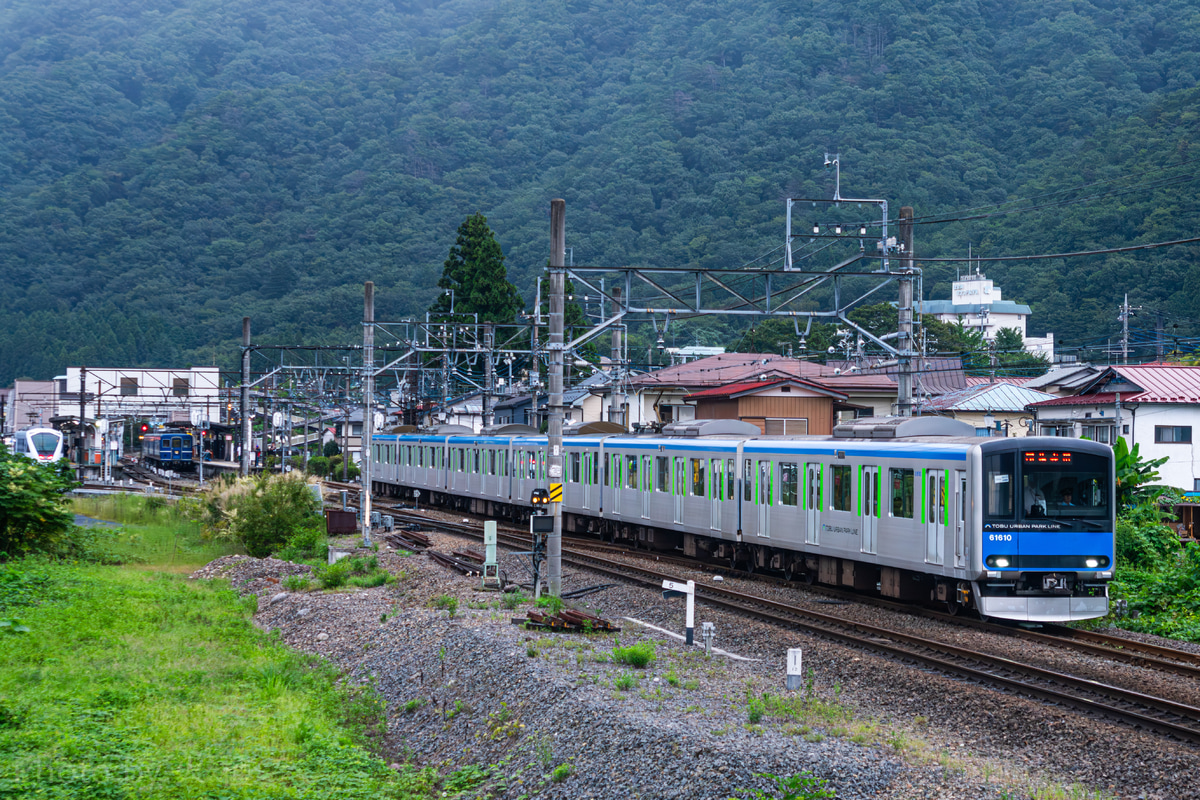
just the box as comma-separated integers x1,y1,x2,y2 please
662,579,696,645
481,521,501,590
786,648,804,691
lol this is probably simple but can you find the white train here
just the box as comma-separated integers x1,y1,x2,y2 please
369,417,1115,623
11,427,65,464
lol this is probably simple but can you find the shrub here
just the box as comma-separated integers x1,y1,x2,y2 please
502,591,527,610
0,444,76,557
612,642,655,668
203,473,322,558
306,456,330,477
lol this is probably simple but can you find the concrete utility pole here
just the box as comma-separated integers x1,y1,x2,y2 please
240,318,252,477
78,366,87,478
362,282,374,547
1118,294,1140,365
609,286,624,427
547,199,566,597
896,207,915,417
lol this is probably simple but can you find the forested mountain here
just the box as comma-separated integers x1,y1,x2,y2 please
2,0,1199,383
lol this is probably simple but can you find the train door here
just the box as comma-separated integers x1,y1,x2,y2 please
673,457,685,524
170,436,184,461
610,453,621,515
641,456,652,519
861,466,880,555
953,470,968,568
581,452,592,510
756,460,772,538
710,458,723,531
925,469,946,565
805,462,822,545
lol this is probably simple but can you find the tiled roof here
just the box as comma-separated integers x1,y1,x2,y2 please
686,378,846,401
924,382,1057,412
965,376,1030,386
630,354,832,388
1027,392,1121,408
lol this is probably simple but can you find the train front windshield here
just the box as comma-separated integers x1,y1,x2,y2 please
30,433,59,458
983,448,1112,530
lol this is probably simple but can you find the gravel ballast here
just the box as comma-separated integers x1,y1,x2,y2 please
195,539,1200,800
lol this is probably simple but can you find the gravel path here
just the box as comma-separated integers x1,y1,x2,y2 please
194,536,1200,800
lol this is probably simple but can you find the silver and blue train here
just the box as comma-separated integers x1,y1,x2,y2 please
369,416,1114,623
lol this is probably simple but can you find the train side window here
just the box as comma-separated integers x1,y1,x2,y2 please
691,458,705,497
743,459,753,501
655,456,668,491
830,465,853,511
643,456,653,491
726,459,735,499
626,455,638,489
570,452,580,483
889,468,914,518
780,462,798,506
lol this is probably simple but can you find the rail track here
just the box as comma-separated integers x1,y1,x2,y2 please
382,504,1200,745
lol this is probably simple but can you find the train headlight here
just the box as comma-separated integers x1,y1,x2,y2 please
995,558,1009,568
1085,558,1099,569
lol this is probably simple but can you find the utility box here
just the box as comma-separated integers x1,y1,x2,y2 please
325,509,357,536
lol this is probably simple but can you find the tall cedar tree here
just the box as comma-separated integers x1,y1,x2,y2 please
430,214,523,324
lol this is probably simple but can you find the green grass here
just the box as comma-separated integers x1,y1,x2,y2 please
70,495,239,570
0,558,442,799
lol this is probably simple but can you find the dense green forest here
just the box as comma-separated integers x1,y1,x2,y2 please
2,0,1200,383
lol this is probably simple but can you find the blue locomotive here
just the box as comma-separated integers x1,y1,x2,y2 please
142,431,195,469
368,417,1114,623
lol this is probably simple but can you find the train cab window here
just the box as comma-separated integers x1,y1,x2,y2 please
691,459,706,497
830,465,853,512
984,452,1015,519
656,456,669,492
889,468,914,518
780,462,799,506
570,452,580,483
626,455,638,489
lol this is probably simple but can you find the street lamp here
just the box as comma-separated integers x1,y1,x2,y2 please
444,288,455,315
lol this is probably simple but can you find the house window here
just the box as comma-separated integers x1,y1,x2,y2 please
120,377,138,396
1155,426,1192,443
764,418,808,435
173,377,189,397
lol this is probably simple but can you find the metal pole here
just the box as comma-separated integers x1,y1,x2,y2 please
897,207,915,417
548,199,566,597
362,282,374,547
484,323,495,428
609,286,624,427
240,318,252,477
